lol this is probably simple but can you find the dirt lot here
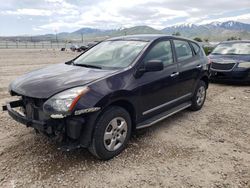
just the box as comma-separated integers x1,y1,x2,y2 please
0,49,249,188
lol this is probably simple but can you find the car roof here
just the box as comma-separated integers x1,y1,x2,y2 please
107,34,197,43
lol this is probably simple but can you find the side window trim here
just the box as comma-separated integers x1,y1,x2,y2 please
188,42,195,56
190,42,201,56
170,39,177,64
170,39,178,64
163,40,175,68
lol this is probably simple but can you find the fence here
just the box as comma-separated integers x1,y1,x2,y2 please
0,41,86,49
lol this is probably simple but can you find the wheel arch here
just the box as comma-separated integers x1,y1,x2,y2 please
79,98,137,147
200,75,209,89
105,99,137,132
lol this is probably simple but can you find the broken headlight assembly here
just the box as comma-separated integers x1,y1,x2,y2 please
43,86,90,117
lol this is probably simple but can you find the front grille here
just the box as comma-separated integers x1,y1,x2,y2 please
22,97,47,121
211,62,236,71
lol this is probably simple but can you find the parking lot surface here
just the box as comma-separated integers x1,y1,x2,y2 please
0,49,249,187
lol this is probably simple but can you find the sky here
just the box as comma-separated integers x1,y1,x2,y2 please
0,0,250,36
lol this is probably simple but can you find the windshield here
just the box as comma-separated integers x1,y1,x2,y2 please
73,40,148,69
211,42,250,55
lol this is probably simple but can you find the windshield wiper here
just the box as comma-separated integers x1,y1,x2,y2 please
73,63,102,69
65,60,73,65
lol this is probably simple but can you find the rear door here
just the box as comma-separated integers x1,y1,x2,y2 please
173,40,202,96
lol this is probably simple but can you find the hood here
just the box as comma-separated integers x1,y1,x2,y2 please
10,63,117,98
209,54,250,63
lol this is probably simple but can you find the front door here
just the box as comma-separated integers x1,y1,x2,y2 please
136,40,181,120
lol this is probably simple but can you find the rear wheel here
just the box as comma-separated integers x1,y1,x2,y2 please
88,106,132,160
189,81,207,111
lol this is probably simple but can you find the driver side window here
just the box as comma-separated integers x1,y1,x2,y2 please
144,41,174,66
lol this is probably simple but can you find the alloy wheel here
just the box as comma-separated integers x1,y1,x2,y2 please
103,117,128,151
196,86,206,106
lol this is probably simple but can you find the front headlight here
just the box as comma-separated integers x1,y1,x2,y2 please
43,86,90,115
237,62,250,68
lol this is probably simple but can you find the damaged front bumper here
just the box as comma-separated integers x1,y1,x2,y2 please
3,100,46,129
2,99,99,150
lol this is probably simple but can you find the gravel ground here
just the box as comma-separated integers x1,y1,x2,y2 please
0,49,250,188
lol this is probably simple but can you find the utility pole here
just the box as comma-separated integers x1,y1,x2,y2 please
55,31,58,43
55,30,59,48
81,33,83,44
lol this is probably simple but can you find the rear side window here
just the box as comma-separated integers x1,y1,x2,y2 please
144,41,174,66
174,40,193,62
191,42,200,55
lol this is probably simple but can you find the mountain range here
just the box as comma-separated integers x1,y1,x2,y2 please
1,21,250,42
162,21,250,40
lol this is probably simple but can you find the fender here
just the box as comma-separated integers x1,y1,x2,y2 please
76,90,138,147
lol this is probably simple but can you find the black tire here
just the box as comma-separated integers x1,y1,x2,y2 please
88,106,132,160
189,80,207,111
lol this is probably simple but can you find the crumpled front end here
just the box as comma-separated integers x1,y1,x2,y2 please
2,94,96,150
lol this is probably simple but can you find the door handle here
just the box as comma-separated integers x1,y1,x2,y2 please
196,64,202,68
170,72,179,77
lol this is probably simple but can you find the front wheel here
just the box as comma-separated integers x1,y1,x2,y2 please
189,81,207,111
88,106,132,160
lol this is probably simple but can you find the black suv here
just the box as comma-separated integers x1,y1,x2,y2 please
3,35,209,160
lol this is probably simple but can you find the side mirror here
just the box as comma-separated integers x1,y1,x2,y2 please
144,60,164,72
134,60,164,78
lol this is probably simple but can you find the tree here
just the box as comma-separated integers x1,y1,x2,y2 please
227,36,241,41
193,37,203,42
204,38,209,42
172,32,181,36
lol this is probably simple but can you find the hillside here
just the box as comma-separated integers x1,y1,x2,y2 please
162,21,250,40
1,21,250,42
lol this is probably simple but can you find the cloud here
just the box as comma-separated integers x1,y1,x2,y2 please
198,13,250,25
34,0,191,30
0,0,79,18
1,0,250,35
45,0,64,2
1,8,53,16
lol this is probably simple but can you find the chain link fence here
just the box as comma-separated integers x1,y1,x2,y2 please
0,41,87,49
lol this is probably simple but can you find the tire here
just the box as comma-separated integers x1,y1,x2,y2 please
189,80,207,111
88,106,132,160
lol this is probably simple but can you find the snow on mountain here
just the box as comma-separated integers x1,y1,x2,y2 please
165,21,250,31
